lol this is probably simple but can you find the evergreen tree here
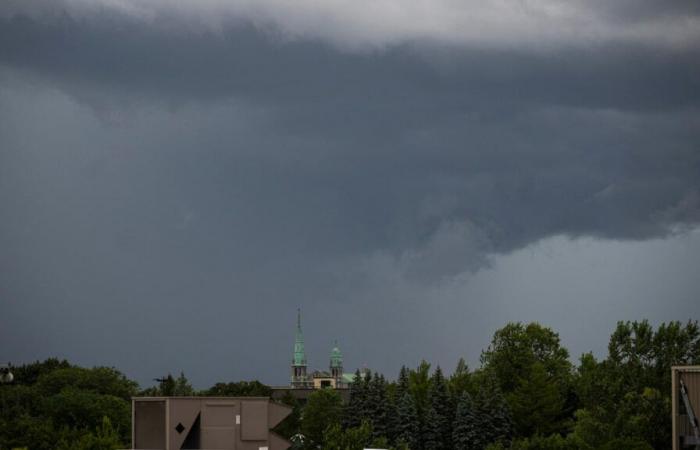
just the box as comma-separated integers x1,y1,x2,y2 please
474,380,498,448
423,403,442,450
396,392,420,450
452,392,480,450
344,370,364,428
473,375,513,447
360,370,374,422
409,361,432,449
387,391,399,444
364,371,377,421
370,373,389,440
487,382,514,445
426,366,452,449
390,365,411,445
396,366,410,400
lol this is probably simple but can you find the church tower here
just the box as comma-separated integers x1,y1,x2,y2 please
330,341,343,386
291,309,309,388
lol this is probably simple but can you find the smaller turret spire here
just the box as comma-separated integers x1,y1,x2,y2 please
330,340,343,368
330,340,343,384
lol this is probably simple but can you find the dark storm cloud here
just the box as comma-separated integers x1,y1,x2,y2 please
1,7,698,249
0,1,699,385
1,11,699,111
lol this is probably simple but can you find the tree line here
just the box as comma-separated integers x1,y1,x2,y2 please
286,320,700,450
1,319,698,450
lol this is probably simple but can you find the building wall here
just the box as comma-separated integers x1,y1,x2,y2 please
672,366,700,450
312,377,337,389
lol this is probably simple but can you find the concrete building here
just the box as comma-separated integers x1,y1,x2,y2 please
131,396,291,450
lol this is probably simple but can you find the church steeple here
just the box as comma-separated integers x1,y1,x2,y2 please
291,309,309,387
293,309,306,366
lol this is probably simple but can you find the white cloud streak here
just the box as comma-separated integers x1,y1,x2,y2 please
3,0,700,51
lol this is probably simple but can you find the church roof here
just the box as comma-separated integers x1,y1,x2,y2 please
341,373,356,383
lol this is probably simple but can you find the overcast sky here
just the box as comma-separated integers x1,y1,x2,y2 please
1,0,699,388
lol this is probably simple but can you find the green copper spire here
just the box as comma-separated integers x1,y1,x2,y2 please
330,340,343,368
293,309,306,366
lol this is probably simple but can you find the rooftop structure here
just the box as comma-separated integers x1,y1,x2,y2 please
130,396,291,450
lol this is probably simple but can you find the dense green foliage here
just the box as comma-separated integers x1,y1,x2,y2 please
2,319,698,449
203,379,271,397
300,389,344,446
0,361,275,449
0,360,134,450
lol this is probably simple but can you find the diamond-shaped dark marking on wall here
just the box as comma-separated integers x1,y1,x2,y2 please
175,422,185,434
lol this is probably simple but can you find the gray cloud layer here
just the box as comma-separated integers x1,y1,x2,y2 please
0,1,698,385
